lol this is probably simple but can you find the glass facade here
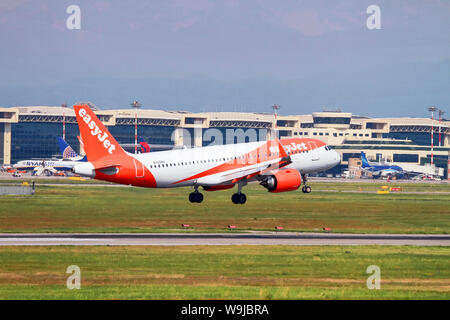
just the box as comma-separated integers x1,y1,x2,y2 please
393,154,419,163
108,125,176,145
342,153,361,161
202,128,267,146
10,122,80,163
344,140,415,145
313,117,351,124
383,132,440,146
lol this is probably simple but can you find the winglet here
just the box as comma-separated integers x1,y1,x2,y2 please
272,138,291,168
276,138,289,158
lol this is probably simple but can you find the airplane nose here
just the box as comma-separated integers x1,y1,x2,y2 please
334,151,341,165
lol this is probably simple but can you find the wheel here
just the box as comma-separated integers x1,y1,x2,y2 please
231,193,240,204
231,193,246,204
305,186,312,193
189,192,203,203
302,186,307,193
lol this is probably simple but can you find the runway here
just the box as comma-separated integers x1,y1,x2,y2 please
0,232,449,246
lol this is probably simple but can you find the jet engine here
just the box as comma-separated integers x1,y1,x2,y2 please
260,169,302,193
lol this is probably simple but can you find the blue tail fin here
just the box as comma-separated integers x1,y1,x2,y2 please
360,152,370,167
57,137,79,159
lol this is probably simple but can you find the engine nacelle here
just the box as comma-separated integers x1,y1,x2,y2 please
260,169,302,193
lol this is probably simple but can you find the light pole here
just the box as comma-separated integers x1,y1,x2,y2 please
428,106,438,166
438,109,445,147
131,100,142,154
272,104,281,140
61,103,68,141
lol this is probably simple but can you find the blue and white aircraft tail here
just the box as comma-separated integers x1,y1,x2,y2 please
360,152,372,168
57,137,86,161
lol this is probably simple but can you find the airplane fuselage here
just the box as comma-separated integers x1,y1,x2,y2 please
77,138,341,188
13,159,80,171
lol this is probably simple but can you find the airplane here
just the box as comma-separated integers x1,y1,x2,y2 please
13,137,86,175
72,104,341,204
360,152,403,178
13,159,81,176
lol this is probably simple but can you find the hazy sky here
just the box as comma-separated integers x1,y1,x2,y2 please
0,0,449,117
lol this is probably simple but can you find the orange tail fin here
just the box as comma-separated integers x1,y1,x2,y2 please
74,105,126,162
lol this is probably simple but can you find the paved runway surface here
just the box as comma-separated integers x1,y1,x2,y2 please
0,232,449,246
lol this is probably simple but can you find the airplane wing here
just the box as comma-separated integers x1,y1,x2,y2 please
196,140,291,186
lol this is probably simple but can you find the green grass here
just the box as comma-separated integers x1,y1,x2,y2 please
0,182,449,234
0,246,448,299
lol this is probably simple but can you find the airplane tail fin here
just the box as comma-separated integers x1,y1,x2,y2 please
138,137,151,153
57,137,80,159
73,105,127,162
360,152,370,167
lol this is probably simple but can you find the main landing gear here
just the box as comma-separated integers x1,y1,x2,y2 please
301,174,312,193
231,180,247,204
189,181,249,204
231,193,247,204
189,186,203,203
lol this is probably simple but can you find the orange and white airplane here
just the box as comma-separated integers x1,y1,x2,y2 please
72,104,340,204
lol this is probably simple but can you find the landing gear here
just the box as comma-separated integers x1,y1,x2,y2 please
231,180,247,204
301,174,312,193
189,186,203,203
231,193,247,204
189,192,203,203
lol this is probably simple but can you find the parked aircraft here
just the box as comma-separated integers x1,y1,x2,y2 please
72,105,341,204
13,159,80,176
13,137,86,175
360,152,403,177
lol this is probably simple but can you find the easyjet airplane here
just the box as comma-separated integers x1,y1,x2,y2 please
72,104,341,204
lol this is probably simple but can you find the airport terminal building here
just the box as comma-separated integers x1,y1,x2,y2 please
1,105,449,178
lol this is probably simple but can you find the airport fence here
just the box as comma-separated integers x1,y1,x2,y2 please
0,182,35,195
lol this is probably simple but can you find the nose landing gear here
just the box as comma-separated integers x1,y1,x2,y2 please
301,174,312,193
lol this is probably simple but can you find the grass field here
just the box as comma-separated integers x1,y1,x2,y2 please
0,245,448,299
0,181,449,233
